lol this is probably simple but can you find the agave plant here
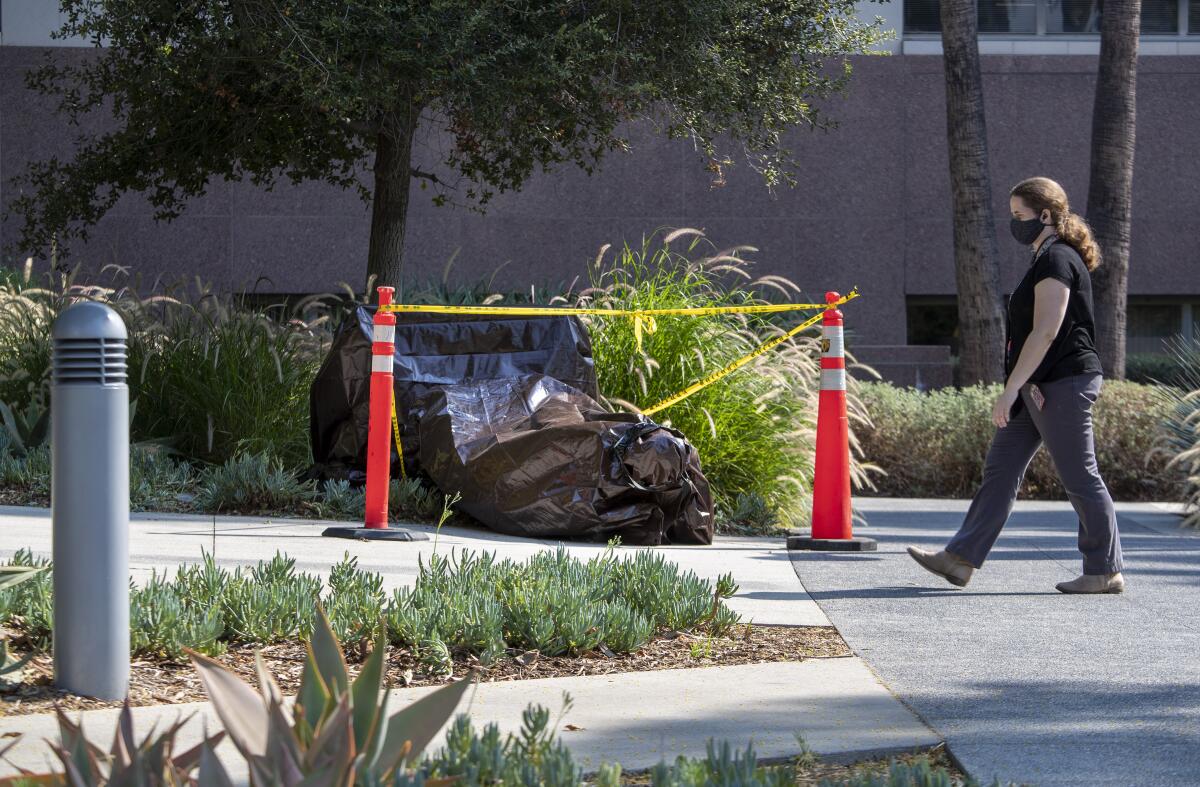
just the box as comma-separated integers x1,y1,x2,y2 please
0,398,49,458
0,700,224,786
189,605,471,786
1151,337,1200,527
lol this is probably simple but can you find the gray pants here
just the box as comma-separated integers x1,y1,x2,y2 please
946,373,1123,575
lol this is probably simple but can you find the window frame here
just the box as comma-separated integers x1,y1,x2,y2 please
901,0,1195,38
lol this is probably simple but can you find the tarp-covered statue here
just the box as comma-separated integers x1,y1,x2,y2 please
418,375,714,546
308,308,713,545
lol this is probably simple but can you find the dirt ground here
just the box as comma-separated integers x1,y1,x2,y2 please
0,624,850,718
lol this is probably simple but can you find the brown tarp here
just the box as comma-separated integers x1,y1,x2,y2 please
418,375,714,545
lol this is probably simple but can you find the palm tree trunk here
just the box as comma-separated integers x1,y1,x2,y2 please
366,112,418,289
1086,0,1140,380
940,0,1005,385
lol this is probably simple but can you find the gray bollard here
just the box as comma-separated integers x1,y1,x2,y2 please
51,301,129,700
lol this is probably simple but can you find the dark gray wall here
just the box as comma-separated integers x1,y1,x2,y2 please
2,47,1198,345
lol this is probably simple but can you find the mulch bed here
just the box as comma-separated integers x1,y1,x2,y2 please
0,489,49,509
0,624,849,718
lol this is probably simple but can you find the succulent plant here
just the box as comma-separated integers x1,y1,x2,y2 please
0,701,224,786
189,605,472,786
0,564,48,681
0,398,49,459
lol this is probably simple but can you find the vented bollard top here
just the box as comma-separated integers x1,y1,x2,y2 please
52,301,128,386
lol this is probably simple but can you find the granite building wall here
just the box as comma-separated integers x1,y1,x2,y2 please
2,46,1198,347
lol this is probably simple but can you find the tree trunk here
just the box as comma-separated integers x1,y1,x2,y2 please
1086,0,1140,380
366,113,417,290
940,0,1006,386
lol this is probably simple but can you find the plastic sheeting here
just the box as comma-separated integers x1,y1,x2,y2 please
419,375,714,545
308,306,597,481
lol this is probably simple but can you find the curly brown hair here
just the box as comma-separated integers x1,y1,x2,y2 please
1010,177,1102,272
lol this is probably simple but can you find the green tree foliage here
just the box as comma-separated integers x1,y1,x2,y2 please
9,0,883,285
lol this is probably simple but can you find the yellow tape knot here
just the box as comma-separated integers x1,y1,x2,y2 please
633,315,658,353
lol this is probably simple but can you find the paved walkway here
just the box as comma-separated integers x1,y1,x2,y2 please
0,505,939,779
0,660,938,779
791,498,1199,787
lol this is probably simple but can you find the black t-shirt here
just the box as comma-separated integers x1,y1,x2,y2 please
1005,239,1104,383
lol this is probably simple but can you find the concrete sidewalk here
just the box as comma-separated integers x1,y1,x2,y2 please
0,659,940,780
791,498,1200,787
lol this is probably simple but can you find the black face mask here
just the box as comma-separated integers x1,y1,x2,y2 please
1010,216,1047,245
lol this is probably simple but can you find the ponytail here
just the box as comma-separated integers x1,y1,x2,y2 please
1056,212,1102,272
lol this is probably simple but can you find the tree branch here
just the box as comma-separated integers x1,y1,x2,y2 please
410,168,442,184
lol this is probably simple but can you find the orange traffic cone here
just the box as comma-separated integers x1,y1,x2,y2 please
322,286,428,543
788,292,876,552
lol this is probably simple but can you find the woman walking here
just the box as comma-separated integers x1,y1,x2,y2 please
908,177,1125,594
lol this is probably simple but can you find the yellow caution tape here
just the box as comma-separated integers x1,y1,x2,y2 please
378,288,859,418
641,309,827,416
390,396,406,479
378,292,858,319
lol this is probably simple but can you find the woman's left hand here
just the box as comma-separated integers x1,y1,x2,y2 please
992,387,1020,429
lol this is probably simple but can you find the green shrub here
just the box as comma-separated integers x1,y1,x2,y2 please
221,579,318,643
1127,351,1195,388
0,441,197,509
0,549,53,649
129,446,197,511
421,705,592,787
1,544,737,661
0,265,57,411
0,396,49,457
316,477,444,523
0,445,51,497
649,748,985,786
579,231,871,528
126,298,326,466
317,478,367,519
129,573,225,659
0,270,334,469
194,452,318,513
387,544,738,659
390,476,443,521
857,380,1180,501
325,553,387,645
716,492,781,534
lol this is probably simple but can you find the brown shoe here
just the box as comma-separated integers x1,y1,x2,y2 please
1056,572,1125,594
907,547,974,588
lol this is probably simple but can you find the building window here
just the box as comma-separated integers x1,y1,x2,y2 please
907,297,961,355
904,0,1188,34
1127,301,1191,355
1192,0,1200,31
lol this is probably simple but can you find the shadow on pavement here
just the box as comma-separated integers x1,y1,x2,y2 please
803,586,1060,601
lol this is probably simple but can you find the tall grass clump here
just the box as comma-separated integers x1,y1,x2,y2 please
0,260,57,411
126,290,328,466
0,265,335,469
578,231,872,526
1152,338,1200,526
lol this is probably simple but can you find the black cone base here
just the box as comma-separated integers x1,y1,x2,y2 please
787,534,877,552
321,526,430,542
